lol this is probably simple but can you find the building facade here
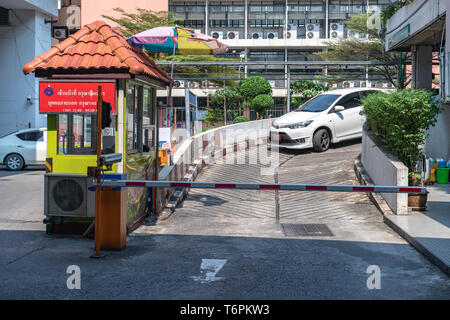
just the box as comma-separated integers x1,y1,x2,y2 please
0,0,58,136
163,0,392,113
384,0,449,160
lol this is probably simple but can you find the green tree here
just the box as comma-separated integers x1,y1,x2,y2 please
240,76,274,119
316,13,410,88
290,80,328,108
240,76,272,101
250,94,274,119
102,8,239,87
102,8,178,37
207,87,243,125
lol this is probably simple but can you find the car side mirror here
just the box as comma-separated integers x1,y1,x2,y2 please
334,105,345,112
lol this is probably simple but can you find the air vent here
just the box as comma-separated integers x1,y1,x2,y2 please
52,26,69,39
267,32,278,39
53,179,84,212
252,32,263,39
173,80,184,88
211,31,223,40
227,31,238,39
281,224,334,237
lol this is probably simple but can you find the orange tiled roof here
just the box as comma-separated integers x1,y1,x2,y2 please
23,21,170,84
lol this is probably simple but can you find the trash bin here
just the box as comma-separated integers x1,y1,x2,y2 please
436,168,449,184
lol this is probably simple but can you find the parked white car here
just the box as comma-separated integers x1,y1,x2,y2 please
0,128,47,170
270,88,383,152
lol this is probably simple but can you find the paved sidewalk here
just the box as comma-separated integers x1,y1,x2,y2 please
383,184,450,276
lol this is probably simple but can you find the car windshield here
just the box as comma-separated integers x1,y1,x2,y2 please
295,94,341,112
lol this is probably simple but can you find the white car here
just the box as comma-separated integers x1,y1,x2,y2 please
0,128,47,170
270,88,383,152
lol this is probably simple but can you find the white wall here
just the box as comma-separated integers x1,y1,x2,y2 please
361,127,409,215
385,0,446,50
0,7,53,136
424,104,450,160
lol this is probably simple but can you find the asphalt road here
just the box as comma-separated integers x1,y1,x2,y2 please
0,145,449,300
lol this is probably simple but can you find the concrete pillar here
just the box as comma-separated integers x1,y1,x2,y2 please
245,0,248,39
205,0,208,35
411,45,433,90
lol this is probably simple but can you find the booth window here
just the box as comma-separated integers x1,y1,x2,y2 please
127,83,144,154
143,87,155,152
57,114,97,155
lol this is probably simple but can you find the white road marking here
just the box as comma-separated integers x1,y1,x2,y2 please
191,259,227,283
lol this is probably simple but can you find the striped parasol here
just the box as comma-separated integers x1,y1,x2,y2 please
127,26,228,55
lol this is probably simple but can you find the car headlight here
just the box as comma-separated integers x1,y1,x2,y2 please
288,120,313,129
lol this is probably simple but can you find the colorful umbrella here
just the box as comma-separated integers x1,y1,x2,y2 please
127,26,228,55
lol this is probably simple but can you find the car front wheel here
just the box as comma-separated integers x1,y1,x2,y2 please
313,129,331,152
5,154,25,171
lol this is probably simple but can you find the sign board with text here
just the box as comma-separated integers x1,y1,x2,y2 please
39,81,116,114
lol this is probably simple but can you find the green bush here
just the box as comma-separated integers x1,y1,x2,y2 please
250,94,274,119
362,89,441,185
232,116,249,124
239,76,272,101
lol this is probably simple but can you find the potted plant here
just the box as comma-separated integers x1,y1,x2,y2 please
408,172,428,211
362,89,442,211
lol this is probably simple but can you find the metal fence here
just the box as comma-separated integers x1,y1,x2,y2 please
156,60,400,129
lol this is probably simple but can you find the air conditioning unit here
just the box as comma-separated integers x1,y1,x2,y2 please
343,81,355,88
360,81,372,88
284,24,297,39
269,80,276,87
188,81,200,88
45,174,95,217
227,31,239,40
251,32,263,40
368,5,381,14
266,32,278,39
52,26,69,40
306,24,320,39
173,80,185,88
329,23,344,39
211,31,223,40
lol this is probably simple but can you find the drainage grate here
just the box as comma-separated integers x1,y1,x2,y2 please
281,224,334,237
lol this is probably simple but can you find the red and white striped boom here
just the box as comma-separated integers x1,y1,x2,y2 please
101,180,426,194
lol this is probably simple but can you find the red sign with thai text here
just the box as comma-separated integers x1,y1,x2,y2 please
39,81,116,113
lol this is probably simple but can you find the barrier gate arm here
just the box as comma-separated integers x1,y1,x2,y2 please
100,180,427,194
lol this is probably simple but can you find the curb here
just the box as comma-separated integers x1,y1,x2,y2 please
354,154,450,277
383,215,450,277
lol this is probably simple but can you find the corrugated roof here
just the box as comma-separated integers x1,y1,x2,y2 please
23,21,170,84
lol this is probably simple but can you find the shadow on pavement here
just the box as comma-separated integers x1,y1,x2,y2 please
276,137,362,156
0,165,45,178
0,229,449,299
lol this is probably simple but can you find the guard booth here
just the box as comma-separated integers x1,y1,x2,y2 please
23,21,170,234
